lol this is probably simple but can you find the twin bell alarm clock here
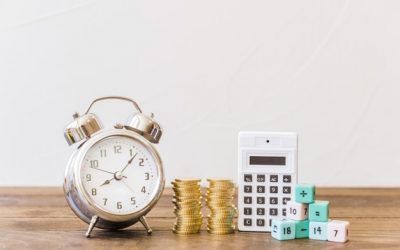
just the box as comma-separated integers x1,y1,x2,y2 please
63,96,165,237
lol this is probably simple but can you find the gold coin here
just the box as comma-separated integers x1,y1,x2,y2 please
172,229,200,234
174,178,201,183
173,196,202,201
207,178,233,182
172,182,201,187
207,229,234,235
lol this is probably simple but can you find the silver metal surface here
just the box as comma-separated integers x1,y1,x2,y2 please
84,96,143,114
125,113,162,143
86,215,99,238
64,96,164,236
139,216,152,235
64,113,103,145
63,129,165,233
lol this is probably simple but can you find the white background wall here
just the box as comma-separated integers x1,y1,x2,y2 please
1,0,399,186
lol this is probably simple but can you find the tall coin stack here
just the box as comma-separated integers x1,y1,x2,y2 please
171,179,203,234
206,179,237,234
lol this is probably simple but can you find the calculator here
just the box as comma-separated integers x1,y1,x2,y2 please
238,131,298,232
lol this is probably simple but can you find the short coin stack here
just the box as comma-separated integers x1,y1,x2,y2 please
171,179,203,234
206,179,237,234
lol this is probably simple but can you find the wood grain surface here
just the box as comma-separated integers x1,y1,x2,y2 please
0,187,399,249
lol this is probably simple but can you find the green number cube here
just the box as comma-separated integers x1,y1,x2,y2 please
271,219,295,240
309,201,329,222
295,184,315,203
309,221,328,240
295,220,309,238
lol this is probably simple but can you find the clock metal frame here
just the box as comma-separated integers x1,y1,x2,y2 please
64,128,165,237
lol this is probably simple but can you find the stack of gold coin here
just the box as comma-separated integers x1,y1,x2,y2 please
206,179,237,234
171,179,203,234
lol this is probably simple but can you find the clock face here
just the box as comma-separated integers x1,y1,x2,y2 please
80,135,160,215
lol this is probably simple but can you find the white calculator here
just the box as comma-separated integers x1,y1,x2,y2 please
238,131,298,232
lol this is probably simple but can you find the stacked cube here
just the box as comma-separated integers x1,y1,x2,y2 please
271,184,349,243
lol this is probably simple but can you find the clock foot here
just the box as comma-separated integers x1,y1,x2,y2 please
85,215,99,238
139,216,152,235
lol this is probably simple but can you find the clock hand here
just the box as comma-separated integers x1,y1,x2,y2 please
99,175,127,187
120,178,135,194
120,153,138,173
89,167,114,175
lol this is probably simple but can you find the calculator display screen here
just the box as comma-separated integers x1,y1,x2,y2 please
249,156,286,166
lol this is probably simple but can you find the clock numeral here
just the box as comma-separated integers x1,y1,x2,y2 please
103,198,108,206
114,145,122,154
145,172,150,180
141,186,146,193
90,160,98,168
117,202,122,209
131,197,136,205
91,188,97,196
139,158,144,166
100,149,107,158
86,174,91,182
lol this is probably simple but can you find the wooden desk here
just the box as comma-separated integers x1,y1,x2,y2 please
0,188,399,249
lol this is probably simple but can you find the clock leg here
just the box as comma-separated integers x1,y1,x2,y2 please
139,216,152,235
85,215,99,238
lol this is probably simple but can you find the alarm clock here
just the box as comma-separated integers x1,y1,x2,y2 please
63,96,165,237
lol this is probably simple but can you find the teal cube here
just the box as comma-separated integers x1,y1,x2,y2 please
271,219,295,240
295,220,309,238
309,221,328,240
309,201,329,222
295,184,315,203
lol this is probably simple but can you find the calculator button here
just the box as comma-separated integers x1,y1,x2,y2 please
270,186,278,193
244,185,252,193
244,174,252,182
257,174,265,182
257,186,265,193
282,208,287,216
269,208,278,216
244,207,252,215
282,197,291,205
257,208,265,215
283,175,291,183
283,186,291,194
257,219,265,227
244,196,252,204
257,197,265,204
244,218,252,226
270,175,278,182
269,219,272,227
270,197,278,205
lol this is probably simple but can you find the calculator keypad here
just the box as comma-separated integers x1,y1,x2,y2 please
239,173,294,232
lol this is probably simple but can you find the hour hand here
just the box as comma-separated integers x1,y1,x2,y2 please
99,175,127,187
99,179,112,187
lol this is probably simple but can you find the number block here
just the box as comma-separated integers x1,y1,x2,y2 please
287,200,308,221
309,221,328,241
294,220,309,238
327,220,350,243
295,184,315,203
309,201,329,222
271,219,295,240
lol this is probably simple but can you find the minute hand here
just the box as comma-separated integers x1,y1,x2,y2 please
120,153,138,173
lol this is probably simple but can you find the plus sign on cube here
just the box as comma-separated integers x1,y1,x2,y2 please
327,220,350,243
309,221,328,241
295,184,315,203
271,220,296,241
309,200,329,222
